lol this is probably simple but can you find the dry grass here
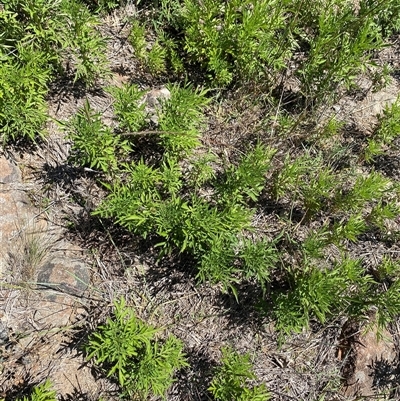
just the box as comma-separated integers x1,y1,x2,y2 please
5,218,54,285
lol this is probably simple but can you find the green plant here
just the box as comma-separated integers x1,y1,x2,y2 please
272,257,369,335
147,40,167,74
158,83,210,157
209,347,270,401
334,171,393,212
14,380,56,401
272,153,313,200
189,0,289,85
2,0,65,68
187,152,217,189
298,1,385,105
128,19,147,61
239,237,279,295
365,96,400,161
83,0,124,13
368,200,400,232
182,0,290,85
301,165,337,216
86,297,188,399
218,144,276,205
61,0,110,84
0,46,50,144
331,214,368,244
66,100,132,173
302,226,330,260
108,83,147,132
2,0,109,86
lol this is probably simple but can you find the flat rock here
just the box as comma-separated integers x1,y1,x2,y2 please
343,327,397,397
37,256,89,298
0,155,21,184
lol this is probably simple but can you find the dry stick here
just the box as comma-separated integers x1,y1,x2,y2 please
119,129,192,137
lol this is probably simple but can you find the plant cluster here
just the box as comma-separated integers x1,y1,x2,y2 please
85,297,188,399
209,347,270,401
65,48,400,338
0,0,109,144
126,0,399,105
1,380,57,401
3,0,400,398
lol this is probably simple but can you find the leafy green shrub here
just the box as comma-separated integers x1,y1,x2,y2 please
331,214,368,244
61,0,110,84
158,84,210,157
297,1,385,104
11,380,56,401
82,0,124,13
86,297,188,399
128,19,147,61
334,171,393,212
368,200,400,232
107,83,147,132
66,100,132,173
0,46,50,144
365,97,400,162
218,144,276,205
94,141,276,295
1,0,64,68
272,258,369,335
209,347,270,401
2,0,109,86
181,0,289,86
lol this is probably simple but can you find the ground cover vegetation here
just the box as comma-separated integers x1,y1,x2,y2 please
1,0,400,399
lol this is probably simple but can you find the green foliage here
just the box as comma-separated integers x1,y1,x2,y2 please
158,84,210,157
301,166,337,216
187,152,217,189
128,20,147,61
272,153,313,200
368,200,400,232
272,152,338,215
273,258,368,335
365,96,400,161
196,236,238,296
302,227,330,260
94,139,278,295
298,0,384,104
209,347,270,401
335,171,393,212
374,257,400,284
127,335,189,399
129,20,175,75
61,0,110,84
147,40,167,74
181,0,289,85
83,0,124,13
86,297,188,399
15,380,56,401
331,214,368,244
2,0,109,86
239,237,279,295
108,83,147,132
66,100,131,173
367,0,400,35
218,144,276,204
0,45,49,144
373,279,400,335
1,0,64,67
